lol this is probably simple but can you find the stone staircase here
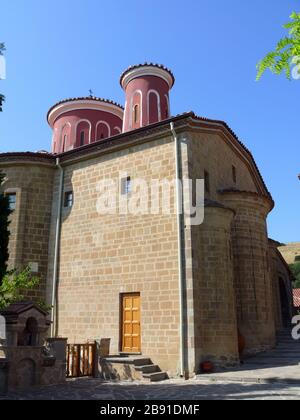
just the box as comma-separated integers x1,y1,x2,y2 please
100,356,168,382
133,357,168,382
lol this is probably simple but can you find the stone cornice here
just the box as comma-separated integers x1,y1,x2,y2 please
0,152,56,167
219,189,274,211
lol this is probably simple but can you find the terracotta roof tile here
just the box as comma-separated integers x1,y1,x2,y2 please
294,289,300,308
120,63,175,87
47,96,124,122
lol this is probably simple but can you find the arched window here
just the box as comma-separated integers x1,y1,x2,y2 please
130,90,142,129
80,131,85,146
62,135,67,152
148,91,160,124
113,126,122,136
60,123,71,153
96,122,110,140
134,104,139,124
76,120,91,147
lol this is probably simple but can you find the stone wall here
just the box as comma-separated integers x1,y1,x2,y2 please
0,121,284,377
0,162,55,300
193,204,239,369
221,192,275,354
269,242,294,330
0,339,66,394
46,135,181,375
186,129,268,366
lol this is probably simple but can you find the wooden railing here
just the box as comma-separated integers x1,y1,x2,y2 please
66,343,96,378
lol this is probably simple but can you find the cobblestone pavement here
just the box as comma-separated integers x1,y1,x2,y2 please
1,377,300,400
2,330,300,400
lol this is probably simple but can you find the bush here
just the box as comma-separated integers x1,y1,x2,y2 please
0,266,49,311
290,262,300,289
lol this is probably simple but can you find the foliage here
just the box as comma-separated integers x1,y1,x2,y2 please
257,12,300,80
0,267,39,310
290,262,300,289
0,171,11,279
0,266,51,312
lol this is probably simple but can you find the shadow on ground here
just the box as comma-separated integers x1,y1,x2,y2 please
1,377,300,400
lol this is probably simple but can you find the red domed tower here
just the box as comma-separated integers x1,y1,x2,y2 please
120,63,175,133
47,97,124,154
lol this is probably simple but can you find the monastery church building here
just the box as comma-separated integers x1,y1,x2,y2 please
0,64,294,377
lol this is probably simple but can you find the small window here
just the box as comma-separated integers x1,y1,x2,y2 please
121,177,132,195
133,105,139,124
7,193,16,211
80,131,85,146
64,191,73,208
204,170,210,194
232,165,237,184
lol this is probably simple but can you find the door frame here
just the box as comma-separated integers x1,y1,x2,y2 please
120,292,141,354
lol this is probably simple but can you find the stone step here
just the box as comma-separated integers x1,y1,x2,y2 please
133,358,152,367
135,364,161,374
142,372,168,382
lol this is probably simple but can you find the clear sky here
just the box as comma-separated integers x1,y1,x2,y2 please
0,0,299,243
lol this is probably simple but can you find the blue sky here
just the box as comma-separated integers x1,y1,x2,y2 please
1,0,299,243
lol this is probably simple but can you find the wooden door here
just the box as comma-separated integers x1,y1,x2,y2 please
122,293,141,353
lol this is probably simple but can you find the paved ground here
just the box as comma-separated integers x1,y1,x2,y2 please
1,329,300,400
199,329,300,385
1,377,300,400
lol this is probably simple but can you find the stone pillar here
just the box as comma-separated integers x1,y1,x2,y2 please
45,338,67,383
46,338,67,361
221,191,275,355
194,201,239,369
94,338,111,378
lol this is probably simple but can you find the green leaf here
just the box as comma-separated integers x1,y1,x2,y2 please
257,11,300,80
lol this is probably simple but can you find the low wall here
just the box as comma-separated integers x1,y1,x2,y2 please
0,338,67,394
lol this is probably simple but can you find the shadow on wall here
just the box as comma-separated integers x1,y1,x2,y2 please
53,172,74,337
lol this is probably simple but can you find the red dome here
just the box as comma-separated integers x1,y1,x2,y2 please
120,63,175,133
47,97,124,154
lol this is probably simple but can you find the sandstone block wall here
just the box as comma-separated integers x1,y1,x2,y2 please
46,136,181,375
0,163,55,300
221,192,275,354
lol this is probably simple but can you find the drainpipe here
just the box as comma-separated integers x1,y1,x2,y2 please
170,122,186,378
50,158,64,337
